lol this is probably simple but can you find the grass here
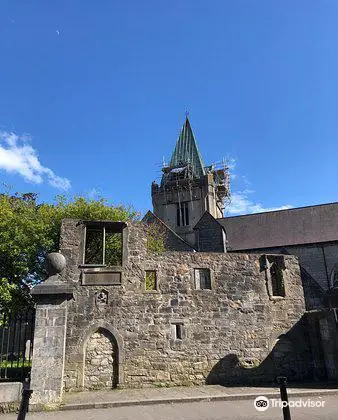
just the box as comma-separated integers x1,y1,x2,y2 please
0,359,31,368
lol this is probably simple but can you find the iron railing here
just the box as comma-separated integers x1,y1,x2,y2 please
0,310,35,382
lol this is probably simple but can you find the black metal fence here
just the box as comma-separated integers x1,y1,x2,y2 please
0,311,35,382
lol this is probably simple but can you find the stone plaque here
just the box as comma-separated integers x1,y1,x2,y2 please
82,270,122,286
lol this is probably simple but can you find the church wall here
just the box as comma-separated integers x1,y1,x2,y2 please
152,177,222,244
153,194,206,244
143,211,195,252
286,245,331,291
323,243,338,283
194,213,225,252
195,228,225,252
60,219,311,390
229,243,338,310
154,199,203,230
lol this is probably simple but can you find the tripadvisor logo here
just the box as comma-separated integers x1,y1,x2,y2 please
254,396,269,411
254,396,326,411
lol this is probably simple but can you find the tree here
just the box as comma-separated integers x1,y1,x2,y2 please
0,191,139,313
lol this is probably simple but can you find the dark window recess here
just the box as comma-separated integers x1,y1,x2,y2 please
176,202,189,227
84,225,122,266
195,268,211,290
175,324,183,340
270,262,285,297
145,270,157,291
260,255,286,298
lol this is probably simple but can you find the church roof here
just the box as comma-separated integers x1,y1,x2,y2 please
169,117,206,179
218,202,338,250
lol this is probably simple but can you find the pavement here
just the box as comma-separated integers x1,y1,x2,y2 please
58,383,338,412
2,394,338,420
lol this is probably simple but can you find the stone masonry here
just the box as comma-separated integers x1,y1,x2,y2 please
84,329,117,390
56,218,311,393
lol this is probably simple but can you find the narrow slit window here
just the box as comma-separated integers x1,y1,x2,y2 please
270,262,285,297
175,324,183,340
171,322,184,341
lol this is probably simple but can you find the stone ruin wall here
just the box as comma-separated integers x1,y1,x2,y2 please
60,219,310,390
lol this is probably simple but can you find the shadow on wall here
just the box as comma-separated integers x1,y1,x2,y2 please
206,317,317,387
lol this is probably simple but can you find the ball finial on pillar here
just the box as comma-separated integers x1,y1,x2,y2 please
46,253,67,276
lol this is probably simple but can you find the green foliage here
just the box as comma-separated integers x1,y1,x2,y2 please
145,271,157,291
105,232,123,266
0,359,32,368
0,278,14,308
0,190,139,312
146,223,166,254
0,278,33,315
84,228,123,266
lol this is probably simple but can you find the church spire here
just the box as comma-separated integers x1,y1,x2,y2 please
152,116,230,243
169,117,206,179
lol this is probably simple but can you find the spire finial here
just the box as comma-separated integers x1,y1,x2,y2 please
185,109,189,118
166,114,205,179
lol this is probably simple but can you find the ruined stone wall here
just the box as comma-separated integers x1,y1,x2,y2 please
60,219,310,390
235,243,338,310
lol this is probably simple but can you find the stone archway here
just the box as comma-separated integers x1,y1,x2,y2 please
84,328,118,389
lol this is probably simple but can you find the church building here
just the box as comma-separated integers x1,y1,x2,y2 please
148,117,338,311
28,117,338,407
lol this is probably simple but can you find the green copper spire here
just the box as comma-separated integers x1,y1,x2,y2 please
169,117,206,178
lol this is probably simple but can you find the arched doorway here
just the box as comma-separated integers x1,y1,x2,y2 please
84,328,118,389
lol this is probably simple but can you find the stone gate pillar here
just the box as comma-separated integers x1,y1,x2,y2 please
30,253,73,408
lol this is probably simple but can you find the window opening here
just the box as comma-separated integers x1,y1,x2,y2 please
145,270,157,291
195,268,211,290
84,225,122,266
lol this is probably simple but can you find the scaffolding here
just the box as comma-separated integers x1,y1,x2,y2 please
152,157,231,215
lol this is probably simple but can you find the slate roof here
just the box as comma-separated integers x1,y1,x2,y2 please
168,117,206,179
218,202,338,251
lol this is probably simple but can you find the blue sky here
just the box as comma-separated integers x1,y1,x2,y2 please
0,0,337,216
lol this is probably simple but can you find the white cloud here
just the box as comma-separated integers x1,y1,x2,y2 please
0,131,71,190
87,187,102,199
227,190,292,215
223,156,292,215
